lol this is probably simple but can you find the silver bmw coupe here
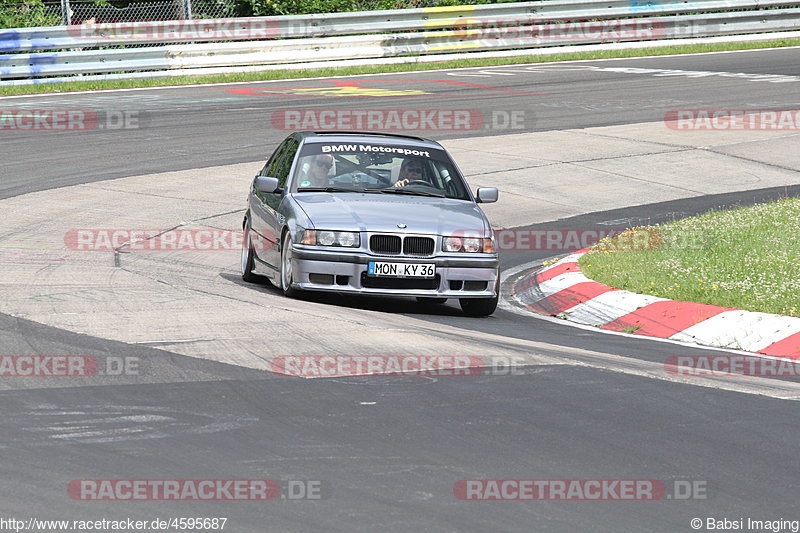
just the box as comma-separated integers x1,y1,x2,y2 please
242,131,500,316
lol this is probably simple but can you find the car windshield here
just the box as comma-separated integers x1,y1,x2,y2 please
291,142,471,200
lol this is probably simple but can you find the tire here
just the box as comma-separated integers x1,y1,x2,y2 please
459,295,498,317
280,233,299,297
459,279,499,317
416,297,447,304
241,224,260,283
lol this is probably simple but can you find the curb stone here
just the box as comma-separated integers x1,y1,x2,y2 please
511,249,800,358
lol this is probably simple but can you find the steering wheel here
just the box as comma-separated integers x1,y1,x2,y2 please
401,180,433,187
348,172,371,185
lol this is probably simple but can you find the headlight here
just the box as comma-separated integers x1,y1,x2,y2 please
443,234,492,253
301,230,360,248
337,232,357,247
463,237,481,253
318,231,336,246
443,236,463,252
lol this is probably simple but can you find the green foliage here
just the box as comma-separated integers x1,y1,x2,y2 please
234,0,503,17
0,0,60,27
0,0,518,28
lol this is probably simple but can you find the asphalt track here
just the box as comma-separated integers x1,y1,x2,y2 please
4,46,800,199
1,48,799,532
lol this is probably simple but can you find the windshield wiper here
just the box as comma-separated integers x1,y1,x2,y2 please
367,188,445,198
297,187,361,193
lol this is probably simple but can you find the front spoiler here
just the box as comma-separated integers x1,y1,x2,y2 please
291,246,499,298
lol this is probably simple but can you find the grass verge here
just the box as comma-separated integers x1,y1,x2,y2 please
1,37,799,96
578,198,800,317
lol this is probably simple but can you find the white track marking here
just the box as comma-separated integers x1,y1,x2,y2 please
671,310,800,352
561,290,668,326
1,44,799,100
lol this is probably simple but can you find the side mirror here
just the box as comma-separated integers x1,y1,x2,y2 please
476,187,498,203
255,176,280,194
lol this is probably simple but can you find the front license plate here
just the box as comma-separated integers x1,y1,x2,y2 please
368,262,435,278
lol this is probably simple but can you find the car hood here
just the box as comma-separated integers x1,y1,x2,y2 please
292,193,489,235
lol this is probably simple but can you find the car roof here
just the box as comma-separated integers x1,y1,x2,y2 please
298,131,443,150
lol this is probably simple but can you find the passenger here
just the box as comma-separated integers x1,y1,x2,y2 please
301,154,334,188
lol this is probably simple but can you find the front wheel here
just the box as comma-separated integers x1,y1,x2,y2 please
241,224,260,283
280,234,299,297
459,295,498,317
459,280,499,317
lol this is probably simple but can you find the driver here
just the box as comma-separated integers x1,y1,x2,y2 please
393,158,426,188
301,154,334,188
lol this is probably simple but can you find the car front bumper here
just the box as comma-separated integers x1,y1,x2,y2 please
290,246,499,298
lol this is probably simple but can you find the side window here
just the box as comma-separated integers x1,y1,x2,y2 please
260,139,291,178
273,138,300,188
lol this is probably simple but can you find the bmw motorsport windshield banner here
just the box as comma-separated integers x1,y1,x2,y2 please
300,142,450,162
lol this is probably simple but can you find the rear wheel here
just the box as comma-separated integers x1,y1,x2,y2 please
280,234,298,297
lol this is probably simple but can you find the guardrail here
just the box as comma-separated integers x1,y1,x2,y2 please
1,0,799,85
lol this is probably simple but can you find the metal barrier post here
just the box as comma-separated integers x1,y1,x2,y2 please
60,0,71,25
